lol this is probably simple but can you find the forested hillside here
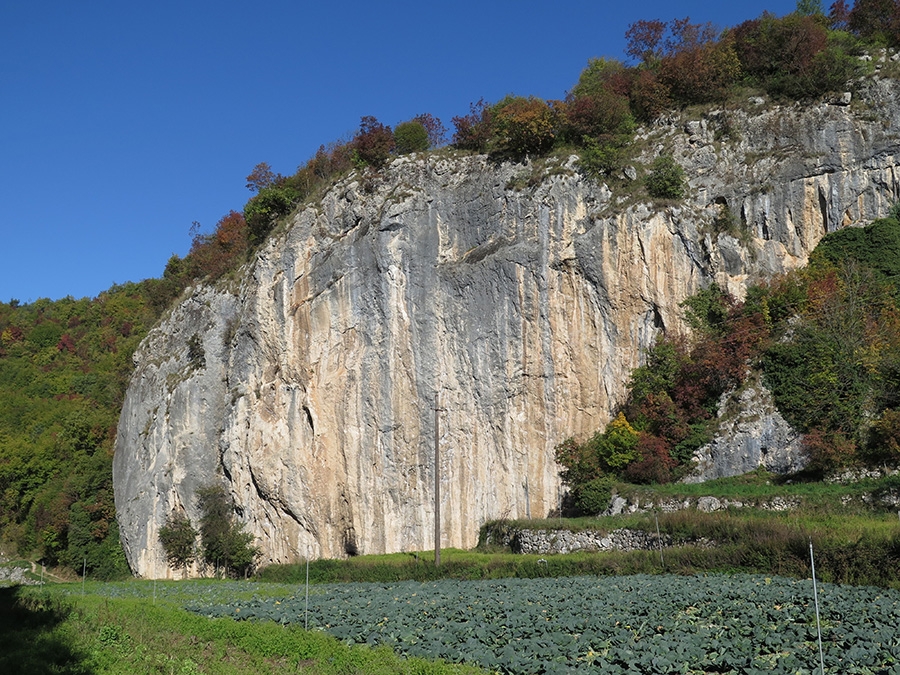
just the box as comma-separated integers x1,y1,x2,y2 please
0,286,158,576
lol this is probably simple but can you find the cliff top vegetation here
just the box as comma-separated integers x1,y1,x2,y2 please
171,1,897,291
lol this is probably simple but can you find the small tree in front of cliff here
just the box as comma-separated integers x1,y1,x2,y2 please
159,512,198,576
197,484,258,578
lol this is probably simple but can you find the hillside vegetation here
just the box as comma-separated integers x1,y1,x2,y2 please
2,0,900,578
555,214,900,513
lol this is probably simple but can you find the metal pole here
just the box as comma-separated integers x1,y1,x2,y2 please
305,552,310,630
153,500,157,600
810,541,826,675
655,514,664,566
434,391,441,568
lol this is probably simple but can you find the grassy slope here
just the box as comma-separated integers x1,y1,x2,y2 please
0,583,488,675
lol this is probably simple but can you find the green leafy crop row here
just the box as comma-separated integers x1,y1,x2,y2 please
185,573,900,674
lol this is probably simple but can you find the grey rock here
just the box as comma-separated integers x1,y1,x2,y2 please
115,80,900,578
685,375,806,483
697,496,723,512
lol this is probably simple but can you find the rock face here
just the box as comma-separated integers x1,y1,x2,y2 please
685,375,806,483
114,78,900,578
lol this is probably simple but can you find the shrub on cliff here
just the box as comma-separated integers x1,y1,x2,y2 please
452,99,493,152
186,211,250,280
243,182,301,245
394,119,430,154
488,96,557,160
731,11,866,99
645,155,686,199
352,116,395,168
848,0,900,45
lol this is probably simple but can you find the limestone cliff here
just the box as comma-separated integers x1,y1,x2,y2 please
114,78,900,578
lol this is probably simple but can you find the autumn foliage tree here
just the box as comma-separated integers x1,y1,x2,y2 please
556,281,776,507
659,36,742,105
452,99,494,152
625,19,668,64
245,162,279,193
186,211,249,280
412,113,447,148
488,96,556,159
731,11,863,98
848,0,900,44
352,116,395,168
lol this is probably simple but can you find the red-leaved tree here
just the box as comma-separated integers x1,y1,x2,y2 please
352,116,395,168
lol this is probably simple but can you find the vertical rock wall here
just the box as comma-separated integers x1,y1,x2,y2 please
115,80,900,577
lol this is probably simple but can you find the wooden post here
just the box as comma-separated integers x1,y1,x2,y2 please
434,391,441,567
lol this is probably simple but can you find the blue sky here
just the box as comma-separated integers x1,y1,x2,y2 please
1,0,798,302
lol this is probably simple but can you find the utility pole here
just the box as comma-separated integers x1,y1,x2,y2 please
524,477,531,520
434,391,441,567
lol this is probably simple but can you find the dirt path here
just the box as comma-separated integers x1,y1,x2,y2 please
28,561,67,583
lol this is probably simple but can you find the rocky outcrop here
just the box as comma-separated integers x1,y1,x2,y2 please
114,78,900,578
685,375,806,483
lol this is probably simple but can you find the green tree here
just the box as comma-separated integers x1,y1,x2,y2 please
393,119,430,154
243,183,300,245
196,484,258,578
680,283,734,337
159,512,198,573
645,155,686,199
797,0,824,15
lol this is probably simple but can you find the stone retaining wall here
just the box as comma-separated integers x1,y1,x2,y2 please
511,528,671,555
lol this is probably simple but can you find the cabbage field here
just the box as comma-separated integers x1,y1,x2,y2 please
174,574,900,674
